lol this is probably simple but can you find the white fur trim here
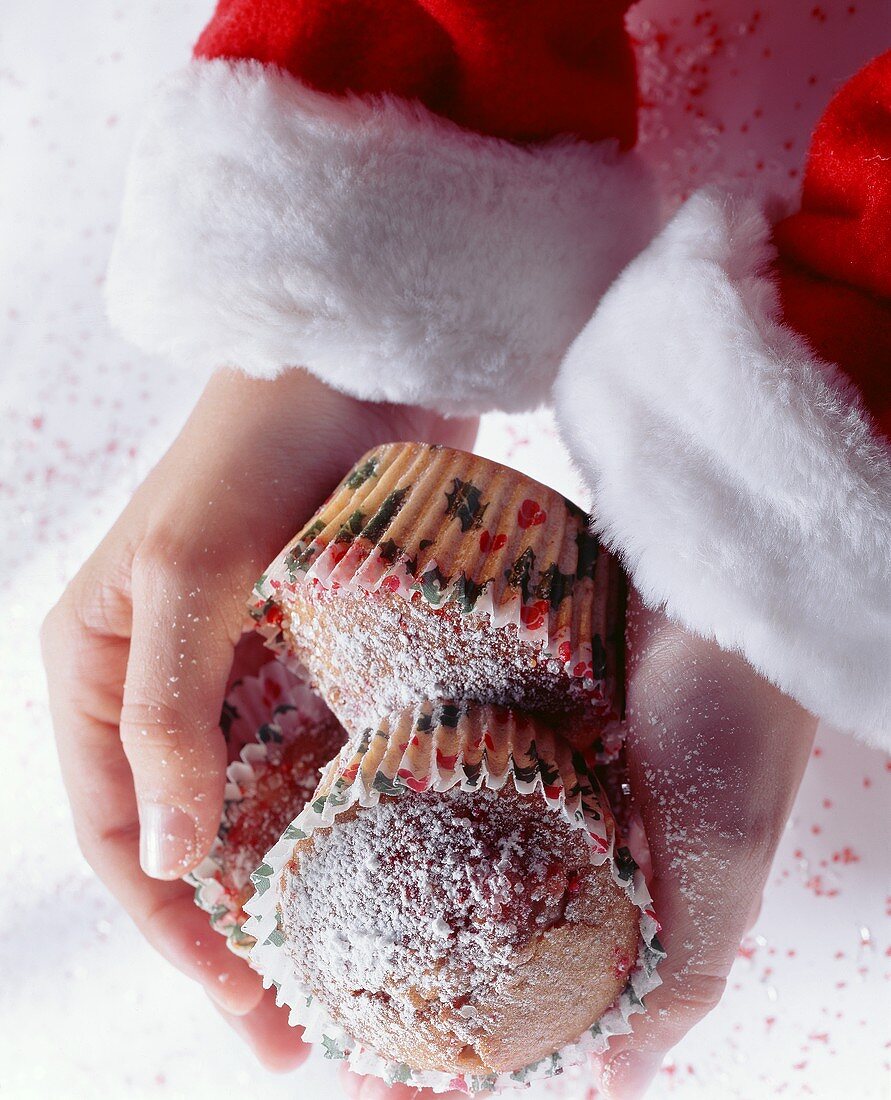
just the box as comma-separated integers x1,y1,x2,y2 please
555,190,891,746
106,59,655,415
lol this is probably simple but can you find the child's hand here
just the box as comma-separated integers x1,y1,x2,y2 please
40,367,475,1061
597,593,817,1099
341,594,816,1100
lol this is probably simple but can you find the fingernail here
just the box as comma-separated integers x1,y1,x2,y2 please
138,803,198,878
601,1051,663,1099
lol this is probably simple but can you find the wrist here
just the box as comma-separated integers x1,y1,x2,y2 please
201,367,477,476
141,369,478,592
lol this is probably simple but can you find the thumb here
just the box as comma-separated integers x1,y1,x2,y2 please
121,546,237,879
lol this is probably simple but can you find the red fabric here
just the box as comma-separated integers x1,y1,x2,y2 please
774,50,891,440
194,0,638,146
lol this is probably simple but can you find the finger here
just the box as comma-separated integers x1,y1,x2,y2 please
598,597,817,1099
339,1067,472,1100
745,892,763,934
121,541,240,879
597,1050,664,1100
42,583,262,1016
210,986,309,1073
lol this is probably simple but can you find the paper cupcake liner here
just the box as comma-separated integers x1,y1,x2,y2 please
188,660,346,956
250,442,626,750
243,702,665,1094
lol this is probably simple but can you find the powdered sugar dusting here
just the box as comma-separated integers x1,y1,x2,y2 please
284,584,620,754
279,786,638,1074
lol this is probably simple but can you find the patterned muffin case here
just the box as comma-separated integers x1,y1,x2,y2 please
188,660,346,956
244,701,665,1095
251,442,626,758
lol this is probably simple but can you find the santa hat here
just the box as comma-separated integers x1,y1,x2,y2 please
106,0,654,415
555,52,891,746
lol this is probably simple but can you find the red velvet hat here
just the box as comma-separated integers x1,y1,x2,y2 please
106,0,654,414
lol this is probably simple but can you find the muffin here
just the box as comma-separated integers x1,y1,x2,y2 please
189,660,346,954
279,784,639,1075
252,442,625,758
244,703,664,1092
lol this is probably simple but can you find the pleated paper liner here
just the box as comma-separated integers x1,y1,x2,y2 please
251,441,626,759
188,660,346,956
243,702,665,1094
219,656,337,762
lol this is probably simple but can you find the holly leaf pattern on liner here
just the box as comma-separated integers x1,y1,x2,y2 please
344,456,379,489
250,862,276,896
444,477,489,532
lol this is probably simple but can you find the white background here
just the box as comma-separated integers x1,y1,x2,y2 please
0,3,888,1099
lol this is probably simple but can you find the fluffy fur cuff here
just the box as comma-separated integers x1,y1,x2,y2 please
555,190,891,746
106,60,655,415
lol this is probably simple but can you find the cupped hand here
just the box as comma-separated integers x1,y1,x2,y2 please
596,593,818,1098
41,367,475,1069
341,590,816,1100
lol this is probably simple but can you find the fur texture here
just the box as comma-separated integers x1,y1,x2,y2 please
106,59,655,414
555,191,891,745
194,0,639,147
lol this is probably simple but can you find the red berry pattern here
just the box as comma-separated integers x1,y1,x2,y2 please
517,498,547,528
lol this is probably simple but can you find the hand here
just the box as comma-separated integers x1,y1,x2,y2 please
248,582,810,1092
340,1069,471,1100
596,592,817,1098
41,367,475,1069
